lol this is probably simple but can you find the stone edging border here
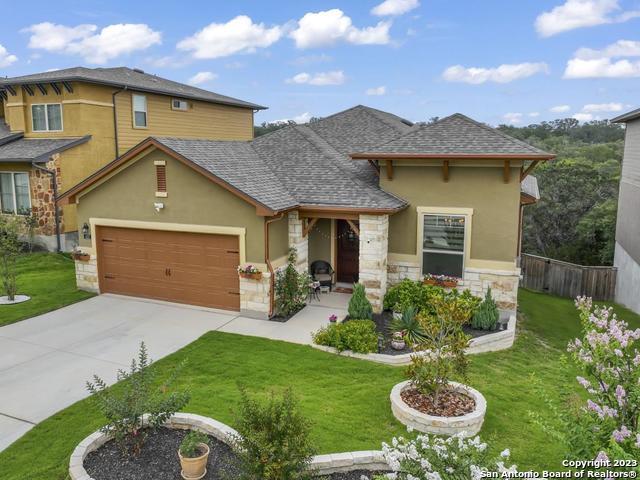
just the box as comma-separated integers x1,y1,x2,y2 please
69,413,388,479
390,380,486,437
311,314,516,366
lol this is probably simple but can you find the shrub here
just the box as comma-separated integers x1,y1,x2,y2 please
373,431,517,479
229,387,315,480
388,305,426,346
0,216,21,301
312,319,378,353
179,431,209,458
566,297,640,458
430,289,479,326
275,248,310,317
407,310,470,406
348,283,373,320
471,287,499,330
86,342,190,456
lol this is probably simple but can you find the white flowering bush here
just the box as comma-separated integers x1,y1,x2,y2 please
371,430,516,480
568,296,640,457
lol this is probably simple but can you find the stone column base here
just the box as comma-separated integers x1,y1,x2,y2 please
239,273,271,319
75,257,100,293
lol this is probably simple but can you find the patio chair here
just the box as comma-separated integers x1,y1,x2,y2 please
310,260,334,292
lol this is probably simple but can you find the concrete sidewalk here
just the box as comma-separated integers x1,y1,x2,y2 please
0,292,350,451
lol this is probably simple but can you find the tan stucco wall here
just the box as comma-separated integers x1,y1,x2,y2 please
308,218,332,265
114,90,254,152
75,148,266,262
381,164,521,264
268,214,289,261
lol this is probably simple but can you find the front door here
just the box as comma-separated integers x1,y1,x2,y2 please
337,220,359,283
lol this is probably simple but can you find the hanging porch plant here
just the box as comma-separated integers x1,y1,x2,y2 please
238,264,263,280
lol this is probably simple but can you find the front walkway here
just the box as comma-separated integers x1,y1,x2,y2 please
0,292,349,451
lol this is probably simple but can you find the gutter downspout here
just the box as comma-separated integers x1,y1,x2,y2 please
264,212,285,317
32,161,61,253
112,86,127,157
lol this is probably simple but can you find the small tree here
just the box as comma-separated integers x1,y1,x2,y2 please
230,386,315,480
348,283,373,319
86,342,190,456
471,287,499,330
274,248,309,316
407,306,470,407
23,212,38,253
0,215,22,301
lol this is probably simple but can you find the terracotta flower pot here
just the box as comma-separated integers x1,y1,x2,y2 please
239,272,262,280
179,443,210,480
72,252,91,262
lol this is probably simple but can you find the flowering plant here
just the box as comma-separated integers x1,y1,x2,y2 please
371,430,516,480
568,296,640,456
329,314,338,323
424,273,460,285
392,331,405,341
238,264,261,275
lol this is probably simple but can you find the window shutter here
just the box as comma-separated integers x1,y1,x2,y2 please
156,164,167,192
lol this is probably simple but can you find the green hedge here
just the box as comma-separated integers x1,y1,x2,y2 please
312,320,379,353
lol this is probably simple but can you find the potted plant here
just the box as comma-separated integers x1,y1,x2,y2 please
238,264,262,280
71,248,91,262
178,430,210,480
328,314,338,323
423,273,459,288
391,331,406,350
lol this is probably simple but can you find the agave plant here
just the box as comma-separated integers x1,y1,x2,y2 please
388,305,426,346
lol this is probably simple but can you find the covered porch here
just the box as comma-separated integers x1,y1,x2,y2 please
287,209,390,312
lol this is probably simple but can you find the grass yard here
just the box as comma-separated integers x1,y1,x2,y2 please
1,288,639,479
0,253,95,327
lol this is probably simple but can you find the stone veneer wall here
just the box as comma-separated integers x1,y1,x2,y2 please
288,211,308,273
29,154,63,236
387,259,520,311
359,214,389,313
239,273,271,318
75,256,99,293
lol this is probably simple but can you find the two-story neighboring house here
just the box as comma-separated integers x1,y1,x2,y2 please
612,107,640,314
0,67,264,250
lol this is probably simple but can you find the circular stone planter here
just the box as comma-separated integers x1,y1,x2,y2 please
0,295,31,305
390,380,486,437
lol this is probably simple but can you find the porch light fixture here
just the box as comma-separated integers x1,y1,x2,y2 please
82,223,91,240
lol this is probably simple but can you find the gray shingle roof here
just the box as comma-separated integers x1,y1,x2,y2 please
153,138,297,211
1,67,266,110
356,113,554,157
612,107,640,123
0,136,91,163
0,123,22,146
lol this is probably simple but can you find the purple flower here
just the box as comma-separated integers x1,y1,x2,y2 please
612,425,631,443
576,376,591,389
329,314,338,322
615,385,626,406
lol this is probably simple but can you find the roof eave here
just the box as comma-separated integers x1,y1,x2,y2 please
350,152,556,161
611,109,640,123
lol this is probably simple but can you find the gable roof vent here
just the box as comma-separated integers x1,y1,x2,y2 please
133,68,145,74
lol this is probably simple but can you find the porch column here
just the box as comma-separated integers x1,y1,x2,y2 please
359,214,389,313
288,211,309,273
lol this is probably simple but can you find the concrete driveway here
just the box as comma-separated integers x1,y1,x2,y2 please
0,294,238,451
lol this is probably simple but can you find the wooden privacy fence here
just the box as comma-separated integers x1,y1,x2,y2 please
521,254,617,301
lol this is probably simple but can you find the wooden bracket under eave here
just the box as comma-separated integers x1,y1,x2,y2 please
385,160,393,180
442,160,450,182
346,219,360,236
302,218,318,237
503,160,511,183
520,160,539,181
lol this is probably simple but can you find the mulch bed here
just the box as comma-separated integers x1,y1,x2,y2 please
84,427,384,479
401,386,475,417
270,304,306,322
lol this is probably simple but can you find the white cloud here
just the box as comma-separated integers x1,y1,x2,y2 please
178,16,282,59
564,39,640,78
528,112,540,117
442,62,549,84
24,22,161,64
371,0,420,16
535,0,640,37
366,86,387,95
503,112,524,124
286,70,346,86
573,112,595,121
0,44,17,67
188,71,218,85
550,104,571,113
582,102,624,112
272,112,313,124
289,9,391,49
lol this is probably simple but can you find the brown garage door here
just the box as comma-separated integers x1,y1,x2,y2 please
96,226,240,311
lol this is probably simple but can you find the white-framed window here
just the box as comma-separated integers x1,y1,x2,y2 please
31,104,63,132
171,98,188,111
0,172,31,215
421,214,467,278
132,94,147,128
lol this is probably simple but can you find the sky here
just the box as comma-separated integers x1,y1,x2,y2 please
1,0,639,126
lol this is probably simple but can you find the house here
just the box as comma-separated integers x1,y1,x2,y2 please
611,107,640,314
0,67,264,250
58,106,554,318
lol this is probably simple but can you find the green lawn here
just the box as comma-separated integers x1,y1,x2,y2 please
1,288,639,479
0,253,95,327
